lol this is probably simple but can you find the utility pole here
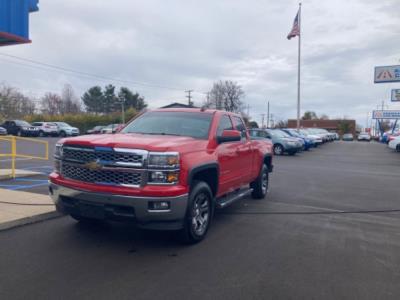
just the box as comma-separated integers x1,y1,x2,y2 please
185,90,194,107
119,95,125,124
261,114,265,128
267,100,270,128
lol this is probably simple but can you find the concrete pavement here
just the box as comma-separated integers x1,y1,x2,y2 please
0,188,60,231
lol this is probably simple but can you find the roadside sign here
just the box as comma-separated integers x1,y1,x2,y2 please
391,89,400,102
374,65,400,83
372,110,400,119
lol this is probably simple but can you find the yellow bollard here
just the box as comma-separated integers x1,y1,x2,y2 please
11,136,16,179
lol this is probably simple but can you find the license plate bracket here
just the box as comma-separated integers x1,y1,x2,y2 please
79,202,105,219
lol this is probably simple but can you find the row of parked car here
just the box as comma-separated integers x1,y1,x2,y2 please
248,127,337,155
0,120,80,137
0,120,126,138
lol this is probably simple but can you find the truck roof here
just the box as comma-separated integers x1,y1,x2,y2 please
152,108,241,117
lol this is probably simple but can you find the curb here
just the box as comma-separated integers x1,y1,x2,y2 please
0,211,63,232
0,171,43,181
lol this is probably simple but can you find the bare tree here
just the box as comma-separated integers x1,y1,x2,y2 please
61,84,81,114
0,84,36,118
206,80,244,113
40,93,63,115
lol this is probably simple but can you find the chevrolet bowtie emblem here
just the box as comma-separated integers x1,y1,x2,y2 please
85,160,103,171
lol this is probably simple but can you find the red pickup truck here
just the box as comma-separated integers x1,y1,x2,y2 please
49,108,273,243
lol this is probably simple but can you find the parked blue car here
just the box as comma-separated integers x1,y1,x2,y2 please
282,128,314,151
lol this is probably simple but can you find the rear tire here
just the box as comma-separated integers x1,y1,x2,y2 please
180,181,212,244
60,131,67,137
251,164,269,199
396,145,400,153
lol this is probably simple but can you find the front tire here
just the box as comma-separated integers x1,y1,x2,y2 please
273,144,284,155
251,164,269,199
396,145,400,153
180,181,212,244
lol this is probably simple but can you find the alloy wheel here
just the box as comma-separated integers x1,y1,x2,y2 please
191,192,210,236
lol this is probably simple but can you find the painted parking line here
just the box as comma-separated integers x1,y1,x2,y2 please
14,178,49,182
6,182,49,191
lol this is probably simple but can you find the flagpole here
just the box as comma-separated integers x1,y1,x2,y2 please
296,2,302,131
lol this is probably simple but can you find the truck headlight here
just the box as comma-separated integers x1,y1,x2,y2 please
54,143,63,159
54,159,61,174
148,152,179,168
148,152,180,185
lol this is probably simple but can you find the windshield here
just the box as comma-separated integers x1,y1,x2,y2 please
122,111,213,139
15,120,31,127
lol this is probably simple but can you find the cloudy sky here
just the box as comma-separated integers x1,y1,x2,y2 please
1,0,399,126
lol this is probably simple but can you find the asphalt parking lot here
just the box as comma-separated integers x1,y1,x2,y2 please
1,141,400,299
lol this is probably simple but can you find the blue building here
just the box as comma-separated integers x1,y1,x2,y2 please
0,0,39,46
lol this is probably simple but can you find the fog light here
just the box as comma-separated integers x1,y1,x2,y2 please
149,201,170,211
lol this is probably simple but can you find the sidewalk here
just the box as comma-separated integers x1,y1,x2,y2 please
0,188,61,231
0,169,42,180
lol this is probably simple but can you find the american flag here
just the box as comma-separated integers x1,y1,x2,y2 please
287,10,300,40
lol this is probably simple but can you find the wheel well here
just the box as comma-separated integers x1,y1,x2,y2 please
191,168,218,197
264,155,272,169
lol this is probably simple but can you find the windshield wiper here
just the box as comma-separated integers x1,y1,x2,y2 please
130,132,182,136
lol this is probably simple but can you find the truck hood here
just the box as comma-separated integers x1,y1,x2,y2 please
61,133,207,152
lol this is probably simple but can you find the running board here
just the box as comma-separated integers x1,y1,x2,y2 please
216,188,253,209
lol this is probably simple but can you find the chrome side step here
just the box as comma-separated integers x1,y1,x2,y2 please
216,188,253,209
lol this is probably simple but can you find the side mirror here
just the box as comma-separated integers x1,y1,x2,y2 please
217,130,241,144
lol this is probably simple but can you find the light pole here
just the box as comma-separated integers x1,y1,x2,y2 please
119,95,125,124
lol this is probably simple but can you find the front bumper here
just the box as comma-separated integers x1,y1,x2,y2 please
22,130,39,136
49,183,189,230
284,143,302,152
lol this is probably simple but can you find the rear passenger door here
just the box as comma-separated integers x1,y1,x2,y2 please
216,114,241,195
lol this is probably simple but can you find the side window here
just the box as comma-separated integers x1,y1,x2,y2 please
217,115,233,136
232,116,247,140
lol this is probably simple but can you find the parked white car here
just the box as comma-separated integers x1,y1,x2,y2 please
54,122,80,137
388,136,400,152
357,132,371,142
31,122,59,137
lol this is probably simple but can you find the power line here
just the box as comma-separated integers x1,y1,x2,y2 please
0,52,207,94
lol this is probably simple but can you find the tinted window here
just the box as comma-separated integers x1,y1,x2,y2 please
122,111,213,139
15,120,31,127
217,115,233,136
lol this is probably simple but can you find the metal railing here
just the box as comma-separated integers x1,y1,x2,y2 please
0,136,49,178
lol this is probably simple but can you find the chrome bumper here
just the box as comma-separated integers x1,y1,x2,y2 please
49,183,189,230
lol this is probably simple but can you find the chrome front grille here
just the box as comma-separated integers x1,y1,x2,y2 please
62,146,145,167
61,163,142,187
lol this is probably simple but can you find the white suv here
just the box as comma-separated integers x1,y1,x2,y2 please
388,136,400,152
31,122,59,137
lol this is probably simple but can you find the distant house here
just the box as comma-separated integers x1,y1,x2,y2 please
160,102,198,109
